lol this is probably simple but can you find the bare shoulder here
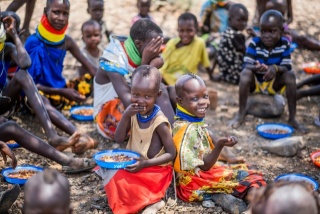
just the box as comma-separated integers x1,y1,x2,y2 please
64,35,76,50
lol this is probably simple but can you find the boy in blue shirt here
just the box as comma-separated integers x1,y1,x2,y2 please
230,10,306,133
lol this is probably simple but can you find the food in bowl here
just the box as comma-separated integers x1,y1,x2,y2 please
7,170,37,179
6,140,16,144
263,129,289,134
73,108,93,116
100,154,134,162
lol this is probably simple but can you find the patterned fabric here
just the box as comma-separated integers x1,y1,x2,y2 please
172,119,266,202
160,36,210,86
200,0,229,33
95,98,125,140
217,27,245,84
244,37,292,71
36,14,67,45
253,76,286,95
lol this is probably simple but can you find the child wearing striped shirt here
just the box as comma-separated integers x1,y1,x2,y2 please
230,9,307,133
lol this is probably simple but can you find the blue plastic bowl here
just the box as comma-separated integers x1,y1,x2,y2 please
2,165,44,185
70,106,94,121
94,150,140,169
256,123,294,139
7,141,20,149
274,173,319,191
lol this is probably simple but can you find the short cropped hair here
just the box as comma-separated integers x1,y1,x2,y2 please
0,11,21,31
81,19,101,32
229,3,248,17
87,0,104,8
130,18,162,42
46,0,70,8
132,65,161,92
260,9,284,28
178,12,199,31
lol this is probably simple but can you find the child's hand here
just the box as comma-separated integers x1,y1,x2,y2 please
60,88,86,103
216,136,238,148
123,103,146,118
0,141,17,169
125,157,146,173
3,16,17,37
142,36,163,64
246,26,257,37
254,61,268,73
263,65,277,81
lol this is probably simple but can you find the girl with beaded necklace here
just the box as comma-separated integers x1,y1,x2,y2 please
95,65,176,214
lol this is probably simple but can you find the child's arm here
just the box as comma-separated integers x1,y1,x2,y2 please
107,72,132,108
114,103,145,144
36,85,86,103
286,0,293,24
4,16,31,69
0,141,17,169
200,136,238,171
126,122,176,172
66,36,97,76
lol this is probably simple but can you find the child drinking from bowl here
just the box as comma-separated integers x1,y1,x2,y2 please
172,73,266,212
95,65,176,214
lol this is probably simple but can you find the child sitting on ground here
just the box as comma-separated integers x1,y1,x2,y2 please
94,18,174,142
87,0,111,45
23,169,72,214
0,14,81,151
249,181,319,214
230,10,306,133
173,74,266,213
0,116,95,173
132,0,155,25
217,4,248,84
76,20,103,77
95,65,176,214
24,0,98,154
160,12,211,85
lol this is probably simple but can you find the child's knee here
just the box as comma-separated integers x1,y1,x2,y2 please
240,69,254,83
283,71,296,85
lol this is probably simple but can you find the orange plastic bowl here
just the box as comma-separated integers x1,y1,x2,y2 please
310,150,320,168
302,62,320,74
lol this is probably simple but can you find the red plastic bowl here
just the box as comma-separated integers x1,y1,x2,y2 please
302,62,320,74
310,150,320,168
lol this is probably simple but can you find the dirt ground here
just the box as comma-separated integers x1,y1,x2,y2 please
1,0,320,213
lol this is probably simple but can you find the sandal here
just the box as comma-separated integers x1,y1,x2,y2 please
202,200,215,208
62,158,96,174
0,184,21,213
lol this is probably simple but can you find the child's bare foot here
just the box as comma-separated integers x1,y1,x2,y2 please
228,114,245,129
62,158,96,174
72,133,98,155
288,119,309,134
49,132,81,152
219,147,245,164
142,200,165,214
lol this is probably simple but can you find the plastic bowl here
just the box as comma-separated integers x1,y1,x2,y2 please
70,106,94,121
256,123,294,139
2,165,44,185
6,140,20,149
93,150,140,169
302,62,320,74
274,173,319,191
310,150,320,168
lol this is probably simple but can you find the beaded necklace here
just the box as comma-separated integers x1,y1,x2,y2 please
137,104,161,123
